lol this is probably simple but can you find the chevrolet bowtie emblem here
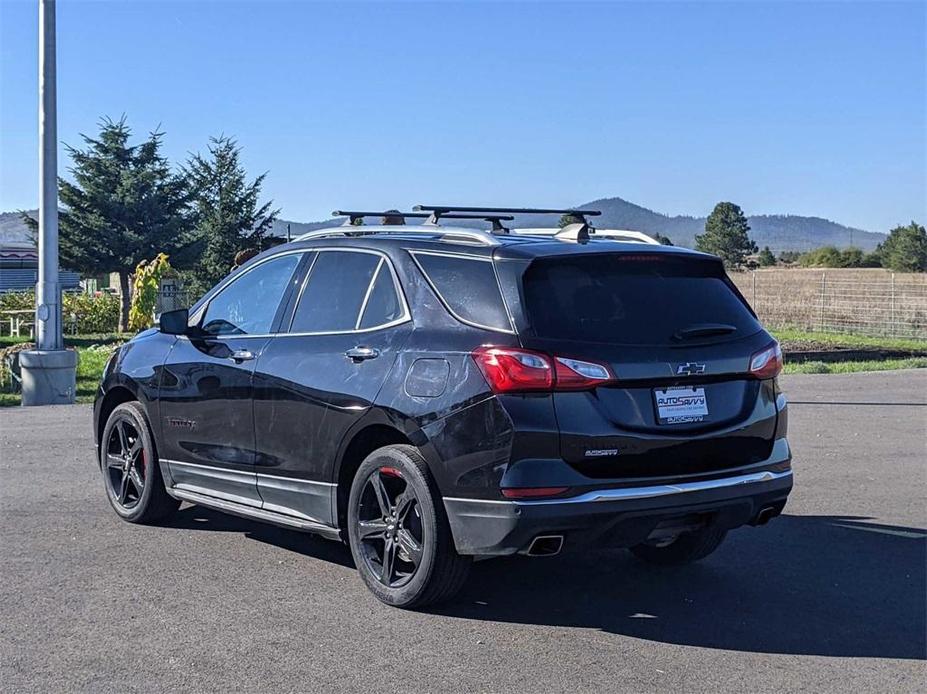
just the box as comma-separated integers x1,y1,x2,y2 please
676,362,706,376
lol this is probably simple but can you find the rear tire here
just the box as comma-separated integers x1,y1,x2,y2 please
629,526,727,566
347,444,470,608
100,401,180,524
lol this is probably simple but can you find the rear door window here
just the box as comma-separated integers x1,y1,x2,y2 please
290,251,405,333
522,253,760,345
412,252,512,332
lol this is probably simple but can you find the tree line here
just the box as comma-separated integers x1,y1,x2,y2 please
692,202,925,273
23,117,277,331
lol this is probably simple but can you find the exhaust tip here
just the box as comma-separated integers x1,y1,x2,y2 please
753,506,780,526
525,535,564,557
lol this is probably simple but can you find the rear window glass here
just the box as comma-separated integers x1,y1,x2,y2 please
413,253,511,332
522,254,760,345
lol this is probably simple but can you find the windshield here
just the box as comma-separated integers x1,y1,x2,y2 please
521,253,761,346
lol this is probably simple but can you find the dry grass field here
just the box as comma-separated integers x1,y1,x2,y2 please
730,268,927,340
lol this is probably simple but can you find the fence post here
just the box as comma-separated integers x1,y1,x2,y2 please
891,273,896,337
752,271,757,308
819,272,826,332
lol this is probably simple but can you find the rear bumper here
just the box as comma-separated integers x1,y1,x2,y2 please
443,463,793,557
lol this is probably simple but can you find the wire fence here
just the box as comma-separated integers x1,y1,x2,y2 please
730,269,927,340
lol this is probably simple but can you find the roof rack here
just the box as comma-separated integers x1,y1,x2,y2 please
295,225,501,246
331,210,514,232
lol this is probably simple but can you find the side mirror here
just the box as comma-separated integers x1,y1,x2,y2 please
159,308,190,336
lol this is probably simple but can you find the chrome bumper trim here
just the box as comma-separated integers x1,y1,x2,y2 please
516,469,793,506
444,469,793,508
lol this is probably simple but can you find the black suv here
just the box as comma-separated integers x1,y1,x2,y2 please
93,207,792,608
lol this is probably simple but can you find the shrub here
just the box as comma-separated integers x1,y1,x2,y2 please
0,290,120,335
128,253,173,331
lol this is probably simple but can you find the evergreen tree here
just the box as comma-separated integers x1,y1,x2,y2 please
23,117,191,331
695,202,758,268
757,246,776,266
878,221,926,272
185,136,278,291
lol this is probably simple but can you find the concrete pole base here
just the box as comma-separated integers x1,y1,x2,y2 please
19,349,78,406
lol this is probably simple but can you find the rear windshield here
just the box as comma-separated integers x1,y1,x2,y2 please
522,254,760,345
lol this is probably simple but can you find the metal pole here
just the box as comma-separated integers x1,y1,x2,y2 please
21,0,76,406
819,272,826,332
891,273,896,337
36,0,62,351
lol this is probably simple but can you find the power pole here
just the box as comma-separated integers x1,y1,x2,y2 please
21,0,77,406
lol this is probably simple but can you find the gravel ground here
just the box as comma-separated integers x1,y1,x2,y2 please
1,370,925,693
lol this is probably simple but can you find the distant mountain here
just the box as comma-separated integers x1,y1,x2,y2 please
2,198,886,253
554,197,884,252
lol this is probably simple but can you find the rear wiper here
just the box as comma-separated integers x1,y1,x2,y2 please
672,323,737,341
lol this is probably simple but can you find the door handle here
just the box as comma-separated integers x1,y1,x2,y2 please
229,349,256,363
345,346,380,362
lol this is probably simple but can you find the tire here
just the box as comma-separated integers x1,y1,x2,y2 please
347,444,470,608
629,526,727,566
99,401,180,524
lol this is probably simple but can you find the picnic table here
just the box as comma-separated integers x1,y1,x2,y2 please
2,309,34,338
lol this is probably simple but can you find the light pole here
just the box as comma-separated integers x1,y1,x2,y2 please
20,0,77,406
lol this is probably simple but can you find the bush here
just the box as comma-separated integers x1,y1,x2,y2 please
0,291,120,335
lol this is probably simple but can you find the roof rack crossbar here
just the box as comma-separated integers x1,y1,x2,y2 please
414,205,601,218
295,226,501,246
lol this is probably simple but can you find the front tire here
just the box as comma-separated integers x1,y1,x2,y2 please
629,526,727,566
347,444,470,608
100,401,179,524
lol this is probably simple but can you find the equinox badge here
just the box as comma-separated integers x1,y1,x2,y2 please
676,362,706,376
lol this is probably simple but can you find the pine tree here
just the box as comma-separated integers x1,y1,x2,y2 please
23,117,191,331
185,136,278,291
695,202,758,268
757,246,776,266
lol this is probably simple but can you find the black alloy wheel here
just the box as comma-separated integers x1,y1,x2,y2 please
100,401,180,523
104,417,147,509
347,444,470,608
356,466,425,588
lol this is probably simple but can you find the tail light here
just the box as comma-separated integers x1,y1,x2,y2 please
749,341,782,379
472,346,614,394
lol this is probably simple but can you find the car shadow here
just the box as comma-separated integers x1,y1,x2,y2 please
436,514,926,660
166,508,925,659
166,505,356,569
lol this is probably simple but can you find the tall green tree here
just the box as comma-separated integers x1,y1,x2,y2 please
23,117,191,331
757,246,776,266
695,202,758,268
185,136,278,291
878,221,926,272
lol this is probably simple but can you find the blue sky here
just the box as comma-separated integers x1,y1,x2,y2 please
1,0,924,231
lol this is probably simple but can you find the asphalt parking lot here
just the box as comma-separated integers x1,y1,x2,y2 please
1,370,925,693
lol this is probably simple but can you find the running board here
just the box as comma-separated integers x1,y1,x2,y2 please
168,487,343,541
